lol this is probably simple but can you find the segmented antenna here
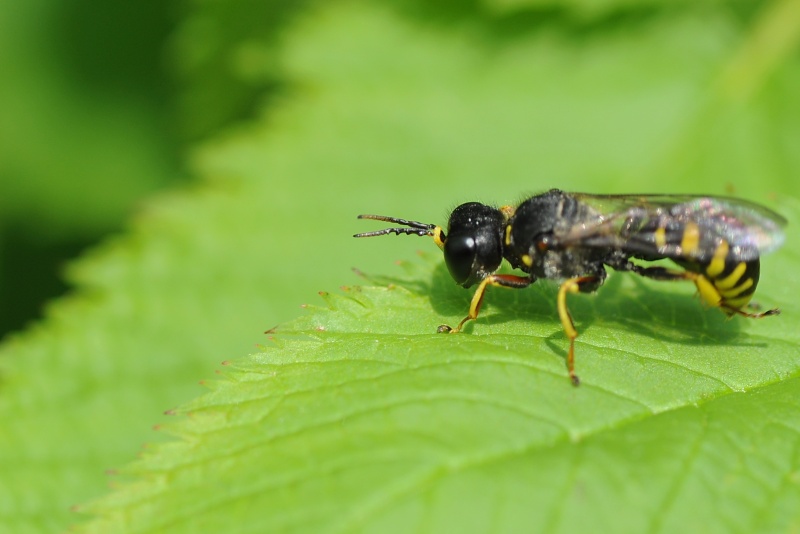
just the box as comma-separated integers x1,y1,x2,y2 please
354,214,437,238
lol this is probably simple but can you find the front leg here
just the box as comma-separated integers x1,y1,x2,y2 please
438,274,533,334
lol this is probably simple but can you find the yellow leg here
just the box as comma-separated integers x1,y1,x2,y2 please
438,274,531,334
629,264,779,318
557,278,582,386
557,276,601,386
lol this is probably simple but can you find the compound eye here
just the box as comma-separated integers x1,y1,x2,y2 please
443,234,477,286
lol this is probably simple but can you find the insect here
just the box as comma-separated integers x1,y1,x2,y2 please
354,189,785,385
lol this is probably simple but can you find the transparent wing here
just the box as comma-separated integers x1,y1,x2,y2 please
557,193,786,262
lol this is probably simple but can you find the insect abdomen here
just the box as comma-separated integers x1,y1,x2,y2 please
705,258,760,312
683,239,761,314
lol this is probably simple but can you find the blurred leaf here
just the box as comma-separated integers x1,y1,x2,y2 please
0,0,181,337
0,1,178,238
168,0,311,141
1,1,800,532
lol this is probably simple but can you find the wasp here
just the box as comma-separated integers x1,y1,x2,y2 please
354,189,786,385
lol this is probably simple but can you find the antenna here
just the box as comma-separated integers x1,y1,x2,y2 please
354,214,445,249
354,214,438,238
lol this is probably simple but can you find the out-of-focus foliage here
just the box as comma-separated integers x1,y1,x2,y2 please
0,0,178,335
0,1,178,235
0,0,798,532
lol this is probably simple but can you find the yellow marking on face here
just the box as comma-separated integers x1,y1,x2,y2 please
680,222,700,256
433,227,445,250
705,240,729,278
719,277,753,299
505,224,513,246
654,227,667,249
715,262,747,290
521,254,533,267
694,274,722,307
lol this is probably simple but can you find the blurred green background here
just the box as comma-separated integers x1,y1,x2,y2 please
0,0,177,336
1,0,799,531
1,0,797,340
0,0,305,337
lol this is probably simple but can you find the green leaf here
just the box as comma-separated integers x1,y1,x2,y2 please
3,1,800,532
77,210,800,532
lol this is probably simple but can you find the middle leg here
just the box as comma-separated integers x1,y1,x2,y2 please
557,275,603,386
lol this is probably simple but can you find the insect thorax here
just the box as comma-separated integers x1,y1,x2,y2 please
504,190,609,281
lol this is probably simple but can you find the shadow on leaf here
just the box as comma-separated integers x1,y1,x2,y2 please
358,253,775,355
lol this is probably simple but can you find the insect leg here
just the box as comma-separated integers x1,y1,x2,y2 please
626,264,721,308
438,274,532,334
625,263,779,318
624,264,690,280
557,275,602,387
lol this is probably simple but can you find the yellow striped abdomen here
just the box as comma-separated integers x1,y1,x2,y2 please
708,259,760,312
683,239,761,314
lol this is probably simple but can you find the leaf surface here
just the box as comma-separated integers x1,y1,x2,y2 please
78,230,800,532
2,2,800,532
